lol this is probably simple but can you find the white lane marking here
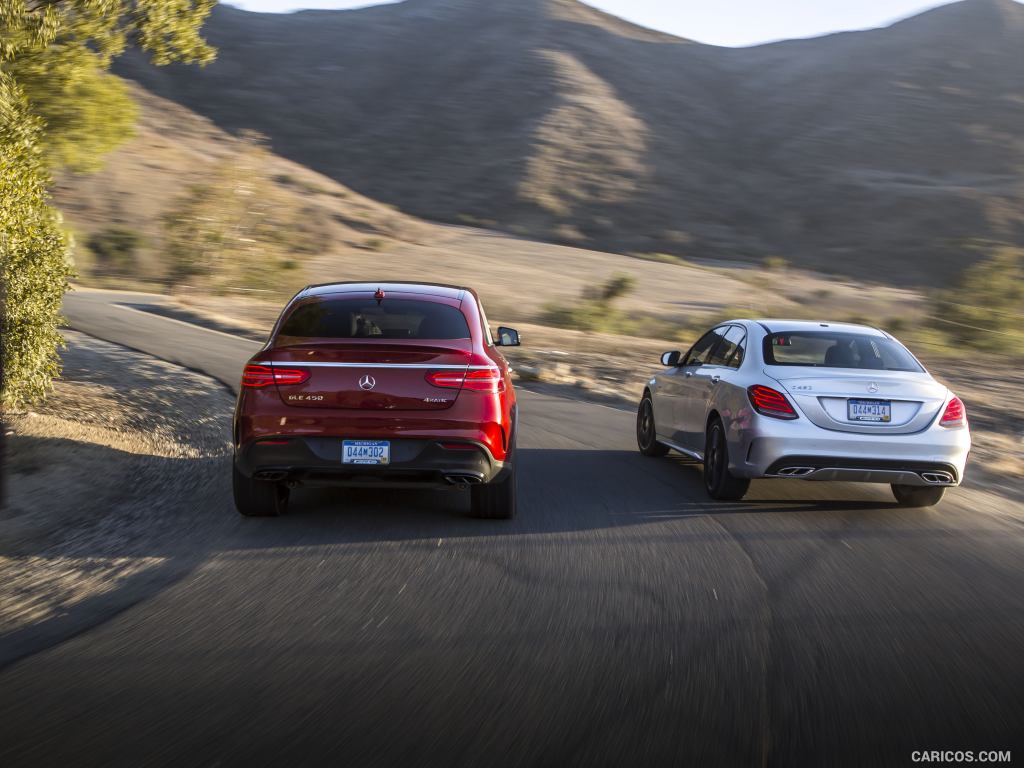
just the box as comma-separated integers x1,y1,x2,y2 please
437,538,443,547
398,583,407,595
712,589,719,601
112,303,264,346
842,540,853,550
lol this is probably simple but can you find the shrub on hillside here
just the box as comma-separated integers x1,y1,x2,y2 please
933,246,1024,356
542,273,680,337
86,228,142,274
162,134,318,294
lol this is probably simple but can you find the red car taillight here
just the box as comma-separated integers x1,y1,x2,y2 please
747,384,799,420
426,368,505,394
426,371,466,389
939,396,966,428
241,364,310,388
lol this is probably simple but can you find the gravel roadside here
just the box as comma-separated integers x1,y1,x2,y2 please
1,332,235,649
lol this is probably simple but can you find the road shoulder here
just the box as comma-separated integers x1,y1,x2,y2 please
1,331,236,667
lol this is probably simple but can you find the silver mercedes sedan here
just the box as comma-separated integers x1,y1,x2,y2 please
637,320,971,507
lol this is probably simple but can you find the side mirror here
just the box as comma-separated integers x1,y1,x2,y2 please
661,351,681,367
496,327,521,347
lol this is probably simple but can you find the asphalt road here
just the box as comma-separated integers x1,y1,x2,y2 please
1,288,1022,766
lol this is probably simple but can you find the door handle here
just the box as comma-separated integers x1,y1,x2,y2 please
710,374,722,384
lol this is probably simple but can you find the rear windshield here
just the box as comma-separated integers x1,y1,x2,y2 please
279,298,471,340
763,331,923,372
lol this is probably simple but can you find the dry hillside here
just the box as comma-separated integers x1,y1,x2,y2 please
111,0,1024,285
52,84,426,282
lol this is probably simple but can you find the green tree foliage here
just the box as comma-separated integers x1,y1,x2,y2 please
0,76,72,409
934,246,1024,355
0,0,215,407
162,134,314,293
3,1,214,169
19,64,139,172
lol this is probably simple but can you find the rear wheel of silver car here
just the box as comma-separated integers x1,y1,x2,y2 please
637,395,669,457
704,419,750,501
233,462,288,517
471,463,517,519
891,484,945,508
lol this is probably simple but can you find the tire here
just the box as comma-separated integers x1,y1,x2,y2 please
703,418,750,501
891,484,945,508
637,395,669,457
233,461,288,517
471,464,517,519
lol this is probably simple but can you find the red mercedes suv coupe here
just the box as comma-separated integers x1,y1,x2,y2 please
233,282,521,519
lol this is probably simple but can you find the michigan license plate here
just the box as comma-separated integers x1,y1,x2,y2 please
342,440,390,465
847,399,892,423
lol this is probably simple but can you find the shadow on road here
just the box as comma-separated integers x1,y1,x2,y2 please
239,447,914,546
3,443,922,563
0,441,985,677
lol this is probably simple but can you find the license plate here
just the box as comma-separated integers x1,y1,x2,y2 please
847,399,892,423
342,440,390,465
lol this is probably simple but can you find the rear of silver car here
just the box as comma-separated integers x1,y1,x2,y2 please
642,319,971,506
741,368,970,487
729,325,966,493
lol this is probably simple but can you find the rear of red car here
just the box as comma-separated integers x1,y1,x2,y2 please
233,283,520,518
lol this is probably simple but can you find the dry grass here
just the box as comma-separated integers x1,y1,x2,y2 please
53,84,427,286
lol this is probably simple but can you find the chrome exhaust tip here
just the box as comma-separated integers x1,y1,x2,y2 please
776,466,816,477
920,471,955,485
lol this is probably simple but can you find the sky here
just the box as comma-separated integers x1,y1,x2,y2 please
222,0,966,47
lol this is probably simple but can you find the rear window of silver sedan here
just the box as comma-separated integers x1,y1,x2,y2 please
763,331,923,372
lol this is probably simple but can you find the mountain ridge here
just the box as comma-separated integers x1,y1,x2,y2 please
115,0,1024,284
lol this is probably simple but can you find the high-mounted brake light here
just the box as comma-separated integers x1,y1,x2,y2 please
748,384,799,419
241,364,310,388
426,368,505,394
939,396,966,428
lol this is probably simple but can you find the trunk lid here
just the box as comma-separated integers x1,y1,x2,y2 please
767,368,948,435
266,341,471,411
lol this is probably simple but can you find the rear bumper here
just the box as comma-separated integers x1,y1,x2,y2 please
235,437,505,488
762,457,961,486
733,415,971,486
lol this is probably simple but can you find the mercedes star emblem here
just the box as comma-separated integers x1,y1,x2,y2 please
359,374,376,391
868,382,879,394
